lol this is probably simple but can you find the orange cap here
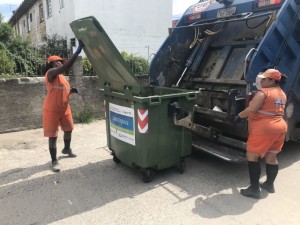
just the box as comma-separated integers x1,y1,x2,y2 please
257,69,283,81
47,55,64,63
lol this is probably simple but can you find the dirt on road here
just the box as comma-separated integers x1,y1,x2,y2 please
1,119,300,225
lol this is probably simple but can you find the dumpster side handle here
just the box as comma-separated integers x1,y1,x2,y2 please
186,92,197,100
149,96,161,105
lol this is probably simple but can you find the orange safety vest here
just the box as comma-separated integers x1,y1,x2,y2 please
43,72,71,112
248,86,287,135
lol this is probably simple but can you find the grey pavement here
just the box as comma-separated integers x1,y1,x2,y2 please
0,119,300,225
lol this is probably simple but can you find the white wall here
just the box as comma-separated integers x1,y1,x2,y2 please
44,0,75,40
44,0,172,59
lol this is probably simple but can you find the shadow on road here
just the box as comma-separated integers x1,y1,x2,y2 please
189,141,300,218
0,141,299,224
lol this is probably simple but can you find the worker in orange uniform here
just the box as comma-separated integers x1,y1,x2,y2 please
43,41,83,172
234,69,287,199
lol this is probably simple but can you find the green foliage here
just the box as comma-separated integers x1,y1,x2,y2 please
0,14,13,42
82,51,149,76
75,107,94,123
8,37,43,76
121,51,149,75
0,49,15,77
40,34,70,59
0,14,43,77
83,57,96,75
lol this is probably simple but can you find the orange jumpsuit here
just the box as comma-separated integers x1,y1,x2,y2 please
43,72,74,137
247,86,287,157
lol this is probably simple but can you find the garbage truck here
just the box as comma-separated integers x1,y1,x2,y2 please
149,0,300,162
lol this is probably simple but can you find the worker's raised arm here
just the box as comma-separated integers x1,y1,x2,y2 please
47,41,83,82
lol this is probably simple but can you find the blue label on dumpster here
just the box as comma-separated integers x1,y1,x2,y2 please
109,103,135,145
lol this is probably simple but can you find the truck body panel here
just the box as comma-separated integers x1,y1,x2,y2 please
149,0,300,161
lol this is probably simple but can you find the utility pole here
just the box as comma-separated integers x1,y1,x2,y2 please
0,4,18,20
145,45,150,63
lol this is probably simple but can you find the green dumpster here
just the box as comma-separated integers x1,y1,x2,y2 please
70,17,197,182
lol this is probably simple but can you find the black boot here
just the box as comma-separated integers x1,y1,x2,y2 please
240,161,262,199
62,139,77,157
49,148,60,172
62,147,77,157
260,164,278,193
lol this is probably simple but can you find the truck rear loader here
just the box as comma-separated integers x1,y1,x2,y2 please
149,0,300,162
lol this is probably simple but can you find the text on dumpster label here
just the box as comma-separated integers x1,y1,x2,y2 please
109,103,135,146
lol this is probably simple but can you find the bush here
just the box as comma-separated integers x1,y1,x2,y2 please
82,51,149,76
0,49,15,76
75,107,94,123
83,57,96,75
40,34,69,58
0,15,43,77
8,37,43,76
121,51,149,75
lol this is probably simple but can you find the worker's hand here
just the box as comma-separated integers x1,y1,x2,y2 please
70,87,80,95
75,40,83,55
234,115,241,123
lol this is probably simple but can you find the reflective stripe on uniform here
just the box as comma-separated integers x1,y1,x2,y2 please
48,86,71,91
257,110,283,116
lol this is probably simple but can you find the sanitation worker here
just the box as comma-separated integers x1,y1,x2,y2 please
234,69,287,199
43,42,83,172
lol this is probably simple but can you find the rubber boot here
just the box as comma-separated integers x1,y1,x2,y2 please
62,139,77,157
62,147,77,157
240,161,262,199
49,148,60,172
260,164,278,193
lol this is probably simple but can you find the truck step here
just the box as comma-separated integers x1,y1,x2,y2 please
192,138,246,163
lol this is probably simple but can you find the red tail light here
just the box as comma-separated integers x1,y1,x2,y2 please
257,0,282,8
188,13,201,21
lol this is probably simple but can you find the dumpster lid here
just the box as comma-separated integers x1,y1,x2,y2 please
70,16,142,94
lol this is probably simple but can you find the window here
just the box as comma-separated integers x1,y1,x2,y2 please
46,0,52,18
39,4,44,22
59,0,65,9
16,22,20,36
26,14,31,32
30,13,32,22
70,38,76,47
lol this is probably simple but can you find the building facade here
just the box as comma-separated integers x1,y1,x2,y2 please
9,0,172,59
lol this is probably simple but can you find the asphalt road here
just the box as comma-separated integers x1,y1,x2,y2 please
0,119,300,225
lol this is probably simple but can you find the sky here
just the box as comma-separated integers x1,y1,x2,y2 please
0,0,199,21
172,0,199,16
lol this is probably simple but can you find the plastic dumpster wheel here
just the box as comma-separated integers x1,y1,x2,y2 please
112,155,121,164
179,159,186,174
142,169,156,183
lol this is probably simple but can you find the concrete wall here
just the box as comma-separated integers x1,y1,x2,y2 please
0,76,104,133
0,75,149,134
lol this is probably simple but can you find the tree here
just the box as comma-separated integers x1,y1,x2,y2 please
0,13,16,76
40,34,70,59
8,37,43,76
0,13,43,77
0,14,13,43
0,48,15,76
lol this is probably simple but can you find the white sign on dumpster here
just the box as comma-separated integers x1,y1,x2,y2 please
109,103,135,146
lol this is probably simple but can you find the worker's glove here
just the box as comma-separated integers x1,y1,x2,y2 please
70,87,80,95
75,40,83,55
226,114,234,122
234,115,241,123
